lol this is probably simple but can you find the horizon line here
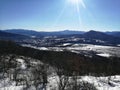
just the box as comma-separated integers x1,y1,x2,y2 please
1,28,120,32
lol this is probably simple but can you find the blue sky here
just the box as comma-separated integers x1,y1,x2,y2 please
0,0,120,31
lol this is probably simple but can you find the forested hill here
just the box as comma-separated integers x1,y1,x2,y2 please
0,40,120,76
0,30,30,40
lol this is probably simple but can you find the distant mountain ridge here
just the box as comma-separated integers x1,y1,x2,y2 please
0,30,30,40
105,31,120,37
1,29,120,46
4,29,85,37
82,30,120,45
4,29,120,37
83,30,114,39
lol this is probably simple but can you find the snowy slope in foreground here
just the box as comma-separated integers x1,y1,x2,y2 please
47,75,120,90
81,75,120,90
1,75,120,90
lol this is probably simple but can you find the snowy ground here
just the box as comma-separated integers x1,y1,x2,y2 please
22,43,120,57
47,75,120,90
81,75,120,90
17,59,26,69
1,75,120,90
97,53,111,57
0,55,120,90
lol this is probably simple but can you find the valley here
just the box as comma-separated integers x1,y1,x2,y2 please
0,30,120,90
0,0,120,89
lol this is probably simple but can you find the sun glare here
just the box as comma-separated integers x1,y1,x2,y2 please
54,0,87,29
69,0,80,4
67,0,87,30
68,0,86,8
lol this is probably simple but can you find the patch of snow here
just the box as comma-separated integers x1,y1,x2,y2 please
72,44,80,46
0,86,23,90
31,36,36,38
81,75,120,90
63,43,71,46
97,53,111,57
38,47,49,50
16,59,26,69
22,44,49,51
117,44,120,47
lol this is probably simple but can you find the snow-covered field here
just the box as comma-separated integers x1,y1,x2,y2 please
22,43,120,57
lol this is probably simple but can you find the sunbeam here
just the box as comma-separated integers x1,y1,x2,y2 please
53,4,67,27
71,0,86,29
53,0,87,30
76,0,82,26
68,0,86,8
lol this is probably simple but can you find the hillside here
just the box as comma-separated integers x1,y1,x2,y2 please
4,29,85,37
3,29,120,46
0,40,120,75
105,31,120,37
0,40,120,90
82,30,120,45
0,30,30,40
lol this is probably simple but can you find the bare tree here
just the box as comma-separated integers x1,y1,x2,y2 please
32,63,48,90
41,64,48,90
55,67,69,90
